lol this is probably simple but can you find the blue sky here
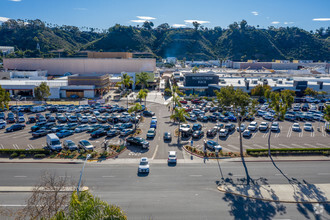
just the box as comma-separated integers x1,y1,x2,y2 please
0,0,329,31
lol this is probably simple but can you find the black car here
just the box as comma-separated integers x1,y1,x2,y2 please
225,123,236,132
48,116,56,122
107,129,119,137
192,130,204,139
28,116,36,123
207,128,217,137
32,129,50,138
207,115,217,122
90,129,107,138
163,132,172,141
126,137,149,148
143,111,155,117
6,124,25,132
7,117,16,124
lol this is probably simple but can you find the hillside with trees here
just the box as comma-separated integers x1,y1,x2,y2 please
0,19,329,61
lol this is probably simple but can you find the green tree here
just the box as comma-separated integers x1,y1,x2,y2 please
53,191,127,220
192,21,200,31
166,86,182,114
128,103,142,131
304,87,318,97
251,84,272,98
324,105,330,122
192,66,199,73
0,85,10,110
142,21,154,30
170,108,188,146
118,73,133,108
136,89,148,108
34,82,50,101
136,72,149,89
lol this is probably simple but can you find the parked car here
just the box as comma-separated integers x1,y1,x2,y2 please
63,140,78,151
168,151,177,164
146,128,156,138
224,124,235,132
107,129,120,137
248,122,258,131
56,130,73,138
150,121,157,129
219,129,228,137
143,111,155,117
120,128,134,136
243,130,252,137
236,124,246,132
78,140,94,151
179,124,191,132
259,122,269,131
0,120,6,129
304,122,313,131
292,123,301,132
205,140,222,151
207,128,217,137
163,132,171,141
192,123,202,131
271,122,280,132
28,116,36,123
192,130,204,139
32,129,50,138
138,157,149,174
75,124,89,133
126,137,149,148
91,129,107,138
6,124,25,132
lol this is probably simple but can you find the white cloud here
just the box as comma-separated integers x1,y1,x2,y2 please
313,18,330,21
9,0,22,2
251,11,259,16
284,21,294,25
0,17,10,22
184,20,210,24
131,19,147,23
172,24,186,28
271,21,280,24
74,8,87,11
137,16,156,20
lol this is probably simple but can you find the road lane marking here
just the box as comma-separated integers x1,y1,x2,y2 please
317,173,330,175
102,176,115,178
151,144,159,160
189,175,202,177
233,174,245,177
14,176,27,178
275,173,288,176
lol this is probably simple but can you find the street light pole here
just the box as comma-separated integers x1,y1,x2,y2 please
77,154,91,195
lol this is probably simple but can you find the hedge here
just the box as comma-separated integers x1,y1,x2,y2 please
247,148,330,156
0,149,51,156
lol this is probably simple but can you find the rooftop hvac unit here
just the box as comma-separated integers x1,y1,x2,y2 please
278,80,283,84
252,80,258,84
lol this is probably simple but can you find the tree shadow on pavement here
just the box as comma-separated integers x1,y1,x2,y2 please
269,155,330,219
216,175,287,220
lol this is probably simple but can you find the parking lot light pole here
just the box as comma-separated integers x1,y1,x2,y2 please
77,154,91,195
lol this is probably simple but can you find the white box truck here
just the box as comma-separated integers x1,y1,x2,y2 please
46,134,62,151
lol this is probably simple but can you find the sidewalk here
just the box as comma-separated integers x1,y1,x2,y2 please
218,183,330,203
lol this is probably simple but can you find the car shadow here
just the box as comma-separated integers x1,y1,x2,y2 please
137,172,149,177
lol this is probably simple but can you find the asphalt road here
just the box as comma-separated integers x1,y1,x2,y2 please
0,161,329,219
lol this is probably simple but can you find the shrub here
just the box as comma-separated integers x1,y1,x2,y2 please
90,152,98,158
34,154,46,159
49,154,56,158
19,154,26,159
10,152,18,158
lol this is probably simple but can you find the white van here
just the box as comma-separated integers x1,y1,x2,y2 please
46,134,62,151
31,106,45,113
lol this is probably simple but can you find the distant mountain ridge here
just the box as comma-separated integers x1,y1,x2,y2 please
0,19,329,61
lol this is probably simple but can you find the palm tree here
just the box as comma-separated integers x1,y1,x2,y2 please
170,108,188,146
136,72,149,89
137,89,149,108
166,85,183,114
118,73,133,108
128,103,142,131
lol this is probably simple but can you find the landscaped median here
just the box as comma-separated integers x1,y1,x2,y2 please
183,145,240,158
247,148,330,157
0,144,127,161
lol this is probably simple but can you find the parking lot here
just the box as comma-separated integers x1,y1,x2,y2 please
0,100,329,160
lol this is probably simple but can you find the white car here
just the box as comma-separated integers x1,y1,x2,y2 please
248,122,258,131
292,123,301,132
78,140,94,151
179,124,190,132
17,116,25,123
219,129,228,137
138,157,149,173
168,151,177,164
271,122,280,132
259,122,269,131
304,123,313,131
151,116,157,123
75,124,89,133
205,140,222,151
243,130,252,137
236,124,246,132
0,120,6,129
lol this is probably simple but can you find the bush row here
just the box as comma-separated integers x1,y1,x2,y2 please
247,148,330,156
0,149,50,156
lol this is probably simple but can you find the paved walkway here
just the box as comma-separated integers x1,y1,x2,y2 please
218,183,330,203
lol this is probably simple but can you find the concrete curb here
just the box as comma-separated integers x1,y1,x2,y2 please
0,160,83,164
0,186,89,193
217,186,330,204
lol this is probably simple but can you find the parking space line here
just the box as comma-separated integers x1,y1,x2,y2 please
291,143,302,148
278,144,290,148
252,132,258,139
0,144,3,149
151,144,159,160
299,129,303,138
253,144,264,149
304,143,315,148
262,132,268,138
275,127,281,138
316,143,329,147
286,127,292,138
226,144,238,151
311,129,315,137
13,144,19,149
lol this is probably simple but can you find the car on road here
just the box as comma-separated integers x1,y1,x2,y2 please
192,130,204,139
304,122,313,131
292,123,301,132
138,157,149,174
151,116,157,122
143,111,155,117
32,129,50,138
242,130,252,137
248,122,258,131
207,128,217,137
56,130,73,138
205,140,222,151
146,128,156,139
163,132,172,141
259,122,269,131
91,128,107,138
78,140,94,151
271,122,280,132
63,140,78,151
126,137,149,149
6,124,25,132
168,151,177,164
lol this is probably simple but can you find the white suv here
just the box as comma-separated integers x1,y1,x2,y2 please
248,122,258,131
138,157,150,173
168,151,177,164
0,120,6,129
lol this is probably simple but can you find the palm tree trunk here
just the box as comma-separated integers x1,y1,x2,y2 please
238,119,243,157
178,121,180,146
268,121,273,157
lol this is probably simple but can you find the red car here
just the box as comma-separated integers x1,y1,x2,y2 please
191,99,202,104
180,100,188,104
